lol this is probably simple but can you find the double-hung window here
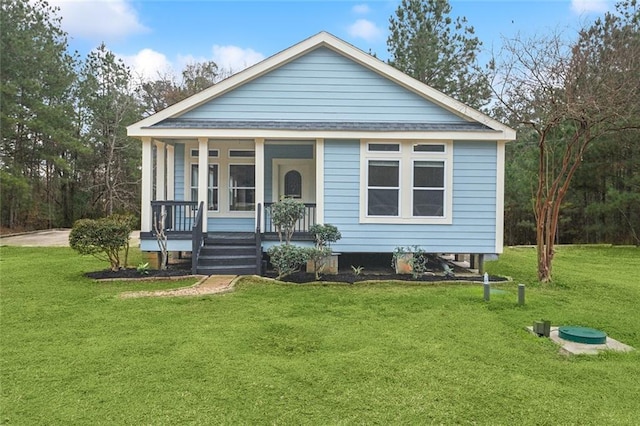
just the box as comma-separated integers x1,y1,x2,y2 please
413,161,444,216
367,160,400,216
361,141,452,224
191,164,219,211
229,164,255,211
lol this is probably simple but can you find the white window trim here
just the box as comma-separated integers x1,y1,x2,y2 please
411,159,447,218
359,140,453,225
228,148,255,157
190,148,219,158
365,159,401,217
228,162,256,214
186,140,255,218
190,162,220,212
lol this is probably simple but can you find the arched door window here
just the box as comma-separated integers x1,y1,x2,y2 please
284,170,302,198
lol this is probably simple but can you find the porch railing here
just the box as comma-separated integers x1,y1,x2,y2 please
263,202,317,234
151,201,198,232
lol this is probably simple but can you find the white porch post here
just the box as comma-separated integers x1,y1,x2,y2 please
255,138,265,231
198,137,208,233
315,138,325,224
155,140,166,201
166,144,175,200
140,137,153,232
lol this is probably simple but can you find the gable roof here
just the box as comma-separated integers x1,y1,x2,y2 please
127,32,515,140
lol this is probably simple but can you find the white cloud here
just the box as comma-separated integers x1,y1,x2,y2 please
120,49,172,82
353,4,371,14
49,0,148,40
348,19,383,42
211,45,265,73
116,45,266,84
571,0,610,14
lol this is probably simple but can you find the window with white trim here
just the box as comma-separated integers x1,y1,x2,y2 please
413,161,444,216
229,164,255,211
191,149,219,158
361,141,452,224
367,160,400,216
191,164,219,211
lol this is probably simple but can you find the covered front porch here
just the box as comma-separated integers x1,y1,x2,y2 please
139,137,322,274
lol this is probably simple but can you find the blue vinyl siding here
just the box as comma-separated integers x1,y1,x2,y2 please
264,143,314,201
207,217,254,232
179,47,466,123
323,140,498,253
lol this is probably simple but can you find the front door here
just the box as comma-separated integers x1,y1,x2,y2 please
273,159,315,203
272,159,316,231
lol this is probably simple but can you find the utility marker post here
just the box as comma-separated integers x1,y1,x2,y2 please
483,272,490,301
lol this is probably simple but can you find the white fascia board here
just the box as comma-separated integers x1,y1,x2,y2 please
127,33,335,135
316,33,516,139
128,31,516,141
127,128,509,141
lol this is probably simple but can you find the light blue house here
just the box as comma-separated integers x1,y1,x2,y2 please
127,32,516,275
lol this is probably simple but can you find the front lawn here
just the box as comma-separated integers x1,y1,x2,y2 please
1,245,638,424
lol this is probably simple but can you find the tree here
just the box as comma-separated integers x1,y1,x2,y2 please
1,0,78,229
491,0,640,282
138,61,224,115
568,130,640,245
387,0,490,109
77,44,142,217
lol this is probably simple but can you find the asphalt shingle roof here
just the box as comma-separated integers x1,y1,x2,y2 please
150,119,494,132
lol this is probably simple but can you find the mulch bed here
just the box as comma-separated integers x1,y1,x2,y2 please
85,266,195,280
86,267,505,284
264,270,506,284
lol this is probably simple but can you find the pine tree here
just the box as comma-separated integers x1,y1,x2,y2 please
0,0,78,228
387,0,490,109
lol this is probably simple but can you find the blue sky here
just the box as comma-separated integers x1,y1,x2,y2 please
49,0,614,81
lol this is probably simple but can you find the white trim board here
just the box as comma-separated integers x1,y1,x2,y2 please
128,32,516,141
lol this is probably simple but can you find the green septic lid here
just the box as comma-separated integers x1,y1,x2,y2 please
558,326,607,345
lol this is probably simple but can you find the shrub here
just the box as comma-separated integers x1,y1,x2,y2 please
270,198,306,244
267,244,310,279
309,223,341,249
69,215,133,271
306,246,332,280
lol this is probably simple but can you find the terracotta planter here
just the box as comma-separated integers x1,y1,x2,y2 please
394,253,413,274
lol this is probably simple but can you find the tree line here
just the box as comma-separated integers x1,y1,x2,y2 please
0,0,222,231
2,0,638,279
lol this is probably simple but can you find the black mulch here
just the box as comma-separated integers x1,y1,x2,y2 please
264,271,506,284
85,266,194,280
86,254,506,284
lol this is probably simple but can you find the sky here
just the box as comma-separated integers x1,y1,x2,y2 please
47,0,615,82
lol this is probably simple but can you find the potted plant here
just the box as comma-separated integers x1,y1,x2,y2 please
306,223,342,278
392,245,428,277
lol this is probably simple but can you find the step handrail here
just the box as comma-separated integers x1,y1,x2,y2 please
255,203,262,274
191,201,205,275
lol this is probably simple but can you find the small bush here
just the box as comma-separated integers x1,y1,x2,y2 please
309,223,341,249
69,215,133,271
270,198,306,244
306,246,332,280
267,244,310,279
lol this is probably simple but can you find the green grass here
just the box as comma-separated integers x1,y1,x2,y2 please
1,245,639,424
